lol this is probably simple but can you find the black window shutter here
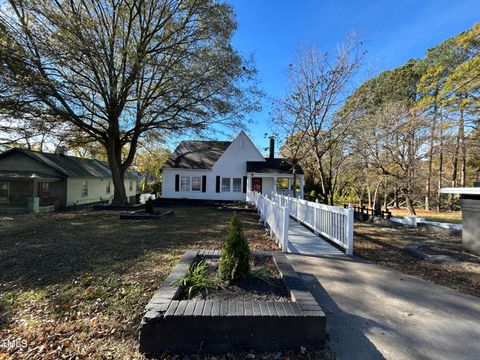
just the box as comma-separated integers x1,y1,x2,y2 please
202,176,207,192
243,176,247,193
175,174,179,192
216,176,220,193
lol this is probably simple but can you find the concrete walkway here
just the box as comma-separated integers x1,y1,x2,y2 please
287,218,343,255
287,253,480,360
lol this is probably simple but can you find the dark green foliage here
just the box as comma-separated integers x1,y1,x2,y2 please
218,213,250,282
172,260,215,299
250,267,274,286
145,198,154,214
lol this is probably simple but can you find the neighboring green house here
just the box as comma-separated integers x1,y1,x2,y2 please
0,148,139,213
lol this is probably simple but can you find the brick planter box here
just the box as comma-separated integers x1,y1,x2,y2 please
139,250,326,354
93,203,145,211
119,209,174,221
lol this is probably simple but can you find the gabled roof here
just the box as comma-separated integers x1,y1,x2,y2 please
246,158,304,175
164,140,232,169
0,148,137,178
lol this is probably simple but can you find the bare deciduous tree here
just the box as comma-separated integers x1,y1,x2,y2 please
0,0,260,203
273,35,364,203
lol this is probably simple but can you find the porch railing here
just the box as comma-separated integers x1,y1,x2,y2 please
271,193,354,255
246,191,289,252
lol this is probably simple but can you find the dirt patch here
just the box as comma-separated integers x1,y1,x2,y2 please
354,222,480,298
419,243,480,263
184,256,290,302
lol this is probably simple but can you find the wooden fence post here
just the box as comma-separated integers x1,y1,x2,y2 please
313,199,319,235
282,206,289,253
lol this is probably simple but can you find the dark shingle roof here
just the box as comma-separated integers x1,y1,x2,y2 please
164,140,231,169
246,158,304,175
0,149,137,178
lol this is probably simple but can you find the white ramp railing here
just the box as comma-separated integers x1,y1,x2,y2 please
247,191,289,252
271,193,354,255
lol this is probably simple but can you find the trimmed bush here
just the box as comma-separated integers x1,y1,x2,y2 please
145,198,154,214
218,212,250,282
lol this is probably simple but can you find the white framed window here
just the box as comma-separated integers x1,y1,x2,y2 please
181,176,190,191
129,179,133,191
192,176,201,192
0,181,9,203
81,180,88,197
106,180,111,194
232,178,242,192
221,177,231,192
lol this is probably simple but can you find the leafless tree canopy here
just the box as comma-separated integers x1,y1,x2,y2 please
272,35,364,202
0,0,261,202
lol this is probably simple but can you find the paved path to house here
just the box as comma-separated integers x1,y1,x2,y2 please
287,253,480,360
287,217,343,255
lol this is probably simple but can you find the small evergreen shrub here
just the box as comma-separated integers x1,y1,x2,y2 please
145,198,154,214
218,212,250,282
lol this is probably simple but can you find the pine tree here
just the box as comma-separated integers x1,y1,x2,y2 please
218,213,250,282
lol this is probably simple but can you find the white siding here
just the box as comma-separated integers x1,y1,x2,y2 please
66,178,137,206
261,177,274,195
162,131,265,201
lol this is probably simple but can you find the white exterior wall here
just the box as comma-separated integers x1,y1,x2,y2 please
162,131,265,201
66,177,137,206
261,177,274,196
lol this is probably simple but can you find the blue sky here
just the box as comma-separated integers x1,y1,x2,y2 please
170,1,480,153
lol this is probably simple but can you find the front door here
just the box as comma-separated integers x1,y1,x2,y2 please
252,178,262,193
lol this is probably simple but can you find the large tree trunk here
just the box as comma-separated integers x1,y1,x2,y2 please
316,156,329,204
405,129,416,216
394,187,399,208
373,179,382,214
459,106,466,187
437,108,444,212
367,185,372,209
292,165,297,198
107,137,127,204
383,179,388,211
425,103,438,211
450,115,461,211
403,188,416,215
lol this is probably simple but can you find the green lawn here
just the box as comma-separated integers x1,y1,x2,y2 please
0,207,282,359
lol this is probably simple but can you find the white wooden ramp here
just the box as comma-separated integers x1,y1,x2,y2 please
287,218,344,255
247,191,352,256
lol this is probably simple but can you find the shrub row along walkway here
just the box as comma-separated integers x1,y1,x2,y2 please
287,253,480,360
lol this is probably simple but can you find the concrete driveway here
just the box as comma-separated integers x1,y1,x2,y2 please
287,253,480,360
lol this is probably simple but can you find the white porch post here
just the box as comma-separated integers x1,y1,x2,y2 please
247,174,252,193
299,175,304,199
28,179,39,213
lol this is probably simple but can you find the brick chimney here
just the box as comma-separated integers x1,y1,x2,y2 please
55,146,67,155
269,137,275,160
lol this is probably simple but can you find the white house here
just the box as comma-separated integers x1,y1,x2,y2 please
161,131,304,201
